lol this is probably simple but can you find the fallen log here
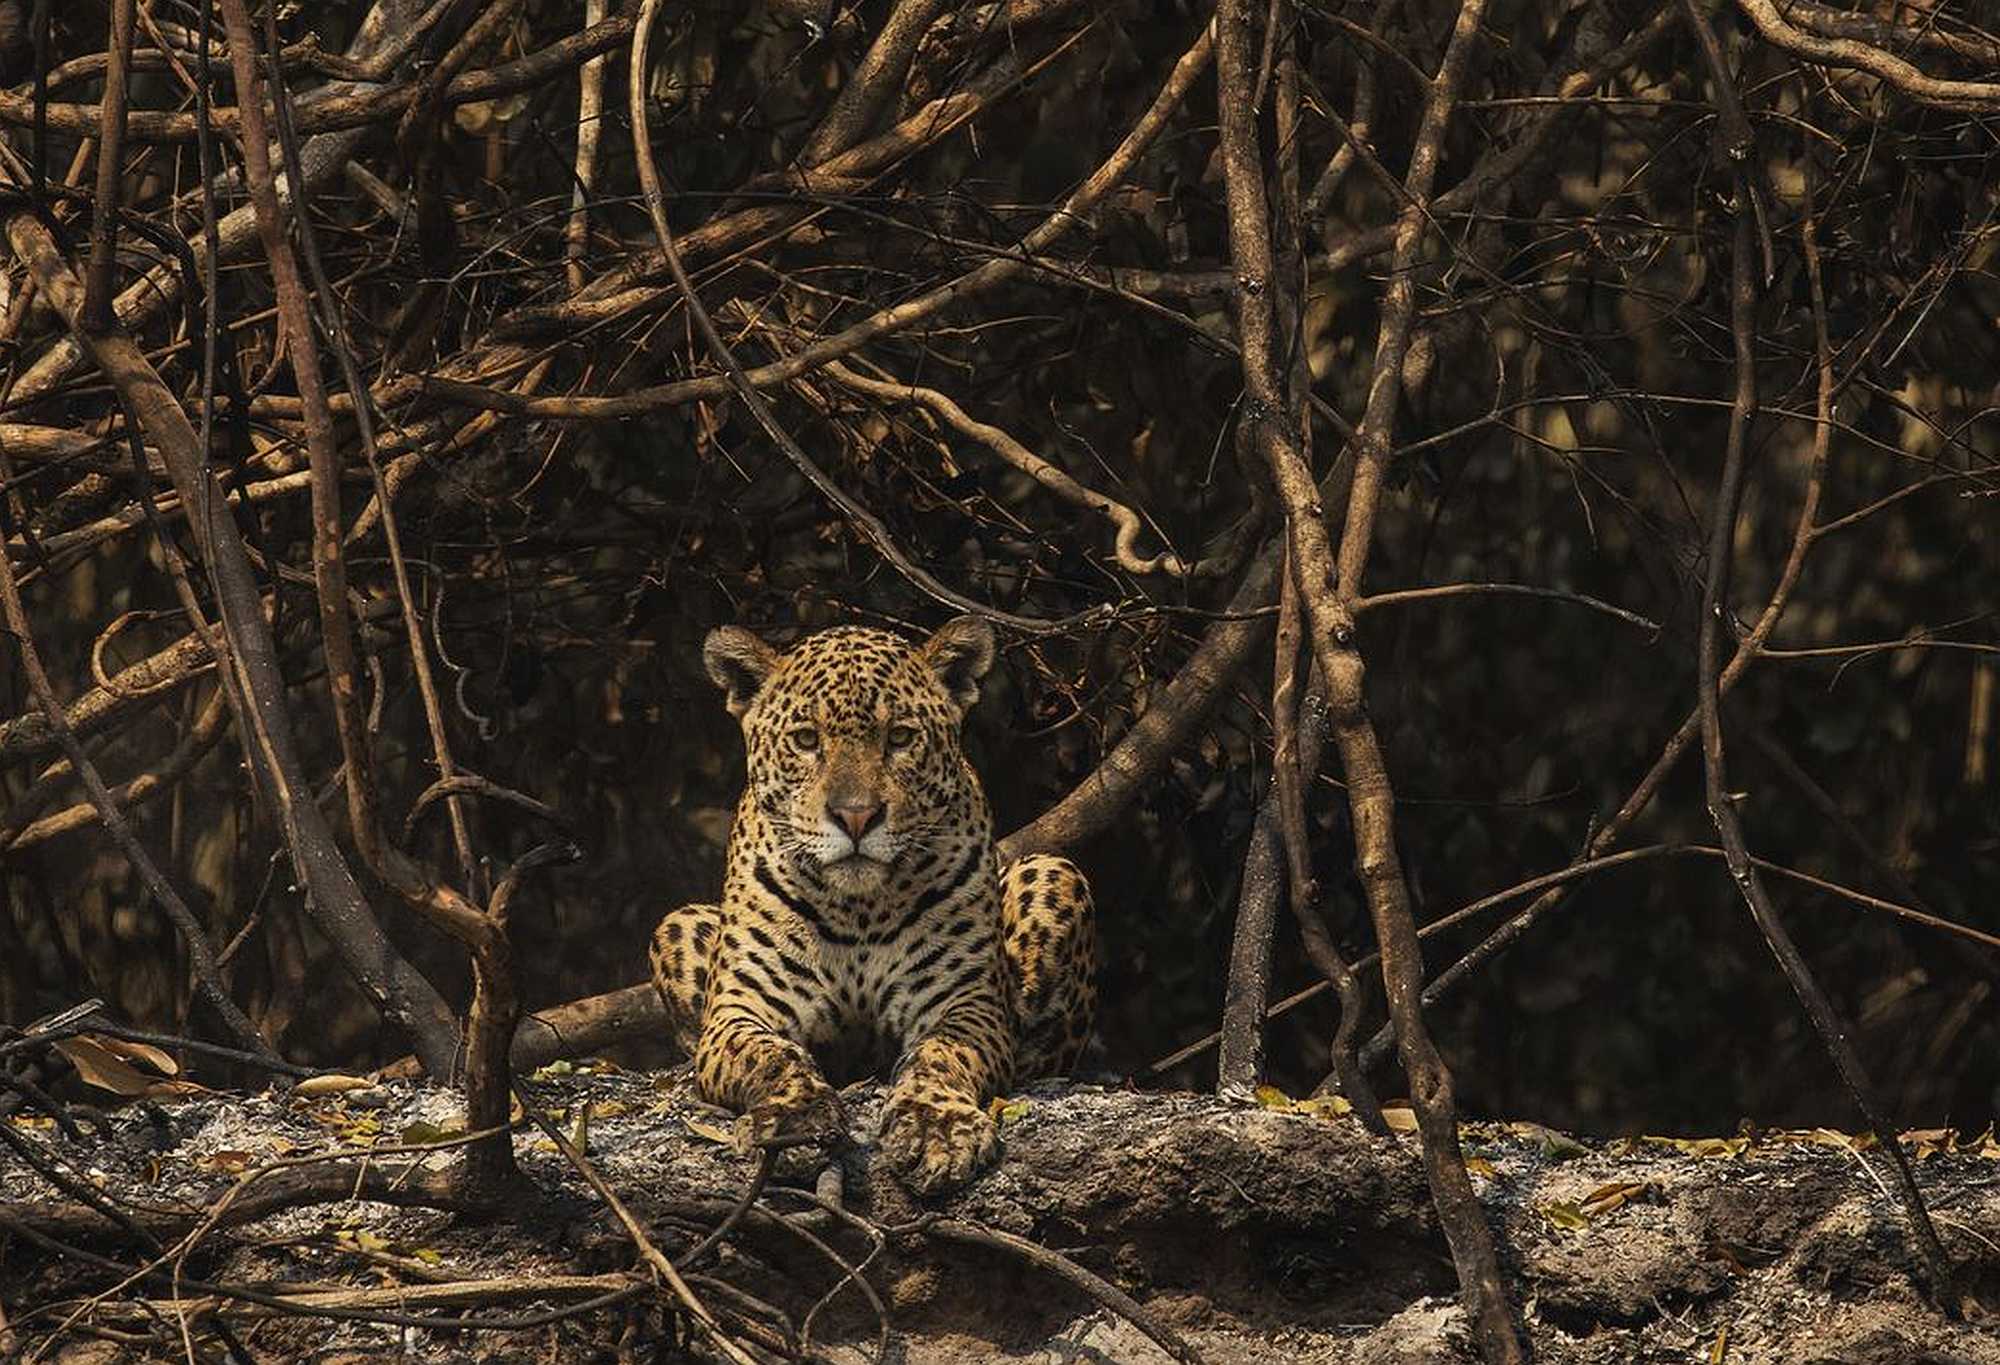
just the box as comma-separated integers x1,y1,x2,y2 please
1,1073,1993,1362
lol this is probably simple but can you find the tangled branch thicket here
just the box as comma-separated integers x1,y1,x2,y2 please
2,0,1998,1284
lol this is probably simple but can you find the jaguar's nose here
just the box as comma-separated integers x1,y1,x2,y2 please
832,792,888,836
829,798,885,841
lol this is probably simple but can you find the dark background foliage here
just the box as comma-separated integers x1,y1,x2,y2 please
2,0,1995,1135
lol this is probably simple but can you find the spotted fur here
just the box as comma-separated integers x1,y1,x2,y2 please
651,617,1097,1192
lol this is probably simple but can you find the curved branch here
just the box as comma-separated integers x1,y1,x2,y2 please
628,1,1099,635
1780,0,2000,65
1693,109,1951,1291
920,1217,1207,1365
0,625,215,765
818,358,1205,579
1735,0,2000,109
798,0,950,166
1353,581,1661,633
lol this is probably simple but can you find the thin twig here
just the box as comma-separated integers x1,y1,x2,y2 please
1695,143,1954,1301
516,1092,760,1365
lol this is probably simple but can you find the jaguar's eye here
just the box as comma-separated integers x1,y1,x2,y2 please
886,723,919,751
790,727,820,752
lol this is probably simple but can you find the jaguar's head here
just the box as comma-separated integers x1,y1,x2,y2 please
705,616,995,892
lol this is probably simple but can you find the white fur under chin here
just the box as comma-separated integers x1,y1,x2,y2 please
820,856,892,893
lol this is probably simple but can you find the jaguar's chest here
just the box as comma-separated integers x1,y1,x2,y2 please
785,934,981,1082
804,947,907,1082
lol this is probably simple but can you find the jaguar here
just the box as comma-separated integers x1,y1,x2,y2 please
650,617,1096,1191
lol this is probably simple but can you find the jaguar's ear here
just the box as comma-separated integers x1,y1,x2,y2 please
920,615,996,716
704,626,780,716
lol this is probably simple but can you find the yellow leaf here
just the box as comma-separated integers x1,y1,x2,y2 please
1381,1106,1419,1133
988,1097,1031,1126
452,92,530,134
52,1036,170,1097
146,1079,214,1098
1541,1201,1588,1233
1295,1094,1351,1119
294,1074,375,1098
1580,1179,1650,1216
1538,1130,1588,1162
1901,1127,1955,1160
94,1037,179,1075
685,1118,734,1145
1509,1121,1584,1158
1671,1137,1748,1159
398,1121,464,1146
1254,1085,1294,1111
198,1150,253,1174
1464,1156,1497,1179
1709,1326,1728,1363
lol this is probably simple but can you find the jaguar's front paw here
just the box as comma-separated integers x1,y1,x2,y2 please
879,1087,1000,1193
733,1075,847,1157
